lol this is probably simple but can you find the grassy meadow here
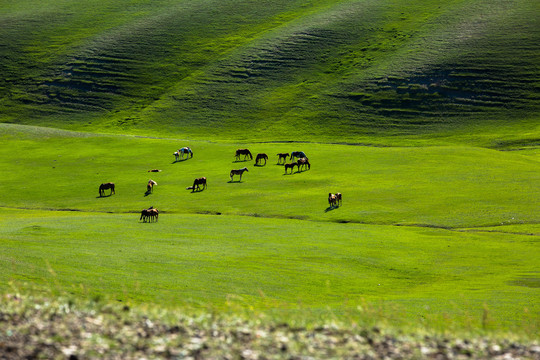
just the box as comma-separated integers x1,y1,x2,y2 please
1,124,539,335
0,0,539,340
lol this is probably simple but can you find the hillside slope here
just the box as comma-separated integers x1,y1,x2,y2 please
1,0,539,142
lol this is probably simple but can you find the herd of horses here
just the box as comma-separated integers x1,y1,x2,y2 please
98,146,342,223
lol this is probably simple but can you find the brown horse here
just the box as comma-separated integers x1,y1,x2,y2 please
297,157,310,171
328,193,337,207
276,153,289,164
99,182,115,197
255,153,268,166
147,179,157,193
235,149,253,161
284,161,298,174
336,192,342,206
140,207,159,222
191,177,207,192
230,167,248,181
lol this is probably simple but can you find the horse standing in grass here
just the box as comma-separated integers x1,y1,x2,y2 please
290,151,307,161
140,207,158,222
99,182,115,197
284,161,298,174
191,177,207,192
255,153,268,166
297,157,310,171
335,193,342,206
328,193,337,207
180,147,193,159
235,149,253,161
230,167,248,181
147,179,157,193
277,153,289,164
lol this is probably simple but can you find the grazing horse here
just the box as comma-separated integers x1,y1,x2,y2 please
297,157,310,171
336,192,342,206
147,179,157,193
328,193,337,207
99,182,115,197
235,149,253,161
255,153,268,166
191,177,207,192
277,153,289,164
140,207,159,222
290,151,307,161
230,167,248,181
173,151,180,162
284,161,298,174
180,147,193,159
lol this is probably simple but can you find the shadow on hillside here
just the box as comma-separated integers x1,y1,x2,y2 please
227,180,242,183
325,205,339,212
172,158,189,164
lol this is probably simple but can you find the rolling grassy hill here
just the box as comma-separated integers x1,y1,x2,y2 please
1,0,539,143
0,0,539,338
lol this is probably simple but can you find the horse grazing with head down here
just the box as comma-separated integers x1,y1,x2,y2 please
99,182,115,197
147,179,157,193
180,147,193,159
230,167,248,181
140,207,159,222
284,161,298,174
255,153,268,166
297,157,310,171
276,153,289,164
235,149,253,161
191,177,207,192
290,151,307,161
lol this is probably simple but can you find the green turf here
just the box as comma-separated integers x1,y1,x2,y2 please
0,124,538,334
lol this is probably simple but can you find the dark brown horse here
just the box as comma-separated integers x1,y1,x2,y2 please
191,177,207,191
276,153,289,164
335,192,342,206
255,153,268,166
297,157,310,171
235,149,253,161
230,167,248,181
99,182,115,197
284,161,298,174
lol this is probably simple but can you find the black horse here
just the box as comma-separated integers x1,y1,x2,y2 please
99,182,115,197
235,149,253,161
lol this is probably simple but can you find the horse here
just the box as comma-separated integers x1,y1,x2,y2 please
284,161,298,174
290,151,307,161
328,193,337,207
140,207,158,222
191,177,207,192
276,153,289,164
147,179,157,193
255,153,268,166
173,151,180,162
148,169,161,172
230,167,248,181
335,192,342,206
297,157,310,171
99,182,115,197
180,147,193,159
235,149,253,161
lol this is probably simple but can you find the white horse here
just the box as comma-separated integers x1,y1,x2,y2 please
179,147,193,159
147,179,157,193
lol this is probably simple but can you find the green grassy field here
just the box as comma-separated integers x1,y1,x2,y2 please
0,0,539,338
1,124,538,335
